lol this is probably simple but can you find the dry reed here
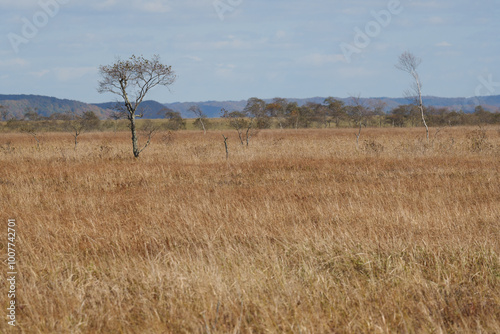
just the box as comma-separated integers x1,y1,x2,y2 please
0,126,499,333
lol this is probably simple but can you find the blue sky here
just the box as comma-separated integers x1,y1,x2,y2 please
0,0,499,104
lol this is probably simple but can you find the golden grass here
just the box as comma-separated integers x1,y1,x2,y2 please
1,126,499,333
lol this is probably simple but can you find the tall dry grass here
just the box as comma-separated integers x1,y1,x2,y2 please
0,126,499,333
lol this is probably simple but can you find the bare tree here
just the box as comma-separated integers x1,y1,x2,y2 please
222,109,244,145
189,105,208,134
244,118,257,146
24,108,41,121
244,97,270,129
66,112,85,150
221,108,257,146
162,108,186,130
0,105,10,121
324,97,346,128
286,102,301,129
396,51,429,140
19,108,42,149
98,54,176,158
266,98,288,129
368,100,387,127
20,123,40,149
315,103,331,128
348,95,371,149
66,111,100,150
110,110,125,133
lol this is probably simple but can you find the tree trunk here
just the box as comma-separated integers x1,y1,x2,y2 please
222,135,229,160
419,104,429,141
200,118,206,135
356,121,362,149
130,115,140,158
237,130,244,145
414,72,429,141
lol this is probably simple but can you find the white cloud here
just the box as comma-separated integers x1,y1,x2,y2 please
435,50,461,58
214,36,248,49
340,7,366,15
215,63,237,78
30,69,50,78
210,35,269,50
426,16,446,25
92,0,118,10
55,67,96,82
185,55,202,62
88,0,172,13
408,1,447,9
214,39,245,49
275,30,287,39
337,66,377,78
0,58,29,67
141,0,171,13
0,0,41,10
436,41,452,47
301,53,346,66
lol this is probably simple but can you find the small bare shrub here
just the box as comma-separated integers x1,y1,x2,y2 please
467,127,492,152
435,137,456,154
193,145,210,159
363,139,384,154
397,138,428,155
0,141,14,154
161,131,175,146
98,140,112,158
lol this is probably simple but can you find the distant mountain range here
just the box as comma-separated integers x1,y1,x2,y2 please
0,95,110,119
0,94,499,119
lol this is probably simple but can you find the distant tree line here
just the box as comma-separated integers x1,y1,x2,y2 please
218,97,500,130
1,99,499,134
0,108,102,132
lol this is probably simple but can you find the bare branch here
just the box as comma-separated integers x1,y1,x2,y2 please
395,51,422,77
137,120,159,155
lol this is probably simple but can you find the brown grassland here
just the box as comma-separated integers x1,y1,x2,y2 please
0,126,499,333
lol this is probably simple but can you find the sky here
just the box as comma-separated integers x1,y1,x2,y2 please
0,0,499,104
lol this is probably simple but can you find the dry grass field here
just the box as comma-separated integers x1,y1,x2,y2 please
1,126,499,333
